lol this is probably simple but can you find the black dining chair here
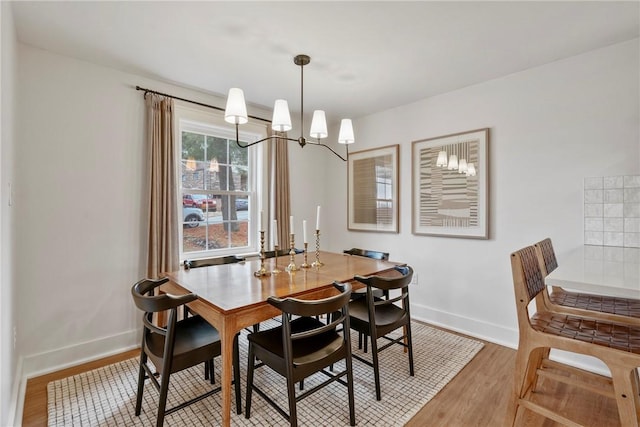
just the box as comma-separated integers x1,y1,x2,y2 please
131,277,241,427
348,265,414,401
182,254,247,375
343,248,390,301
343,247,391,349
245,282,356,427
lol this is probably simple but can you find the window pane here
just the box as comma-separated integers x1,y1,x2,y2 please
179,116,258,258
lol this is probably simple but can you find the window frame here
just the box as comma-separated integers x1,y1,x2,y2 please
174,101,266,261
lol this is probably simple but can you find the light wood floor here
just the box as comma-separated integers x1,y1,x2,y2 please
22,335,619,427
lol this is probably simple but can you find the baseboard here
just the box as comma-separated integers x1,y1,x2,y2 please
411,302,611,376
7,356,24,427
411,301,519,348
22,329,139,379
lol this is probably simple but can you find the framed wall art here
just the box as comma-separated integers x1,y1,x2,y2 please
412,128,489,239
348,144,399,233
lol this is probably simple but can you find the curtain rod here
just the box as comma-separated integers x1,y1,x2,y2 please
135,85,271,124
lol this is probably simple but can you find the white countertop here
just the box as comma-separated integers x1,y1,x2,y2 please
545,245,640,299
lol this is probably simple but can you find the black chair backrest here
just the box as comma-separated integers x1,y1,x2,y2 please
263,248,303,259
355,266,413,318
354,265,412,292
183,255,245,269
131,277,198,338
131,278,197,313
344,248,390,261
267,282,352,339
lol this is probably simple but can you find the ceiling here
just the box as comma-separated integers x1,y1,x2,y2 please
10,1,640,122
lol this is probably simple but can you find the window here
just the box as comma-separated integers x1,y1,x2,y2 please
175,104,265,260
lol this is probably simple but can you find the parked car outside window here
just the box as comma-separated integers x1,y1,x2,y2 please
183,194,217,211
235,198,248,211
183,207,205,228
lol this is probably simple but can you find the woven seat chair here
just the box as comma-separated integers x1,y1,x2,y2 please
509,245,640,426
131,278,241,427
245,282,356,427
534,238,640,325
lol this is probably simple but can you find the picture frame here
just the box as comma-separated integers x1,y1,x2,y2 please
411,128,489,239
348,144,399,233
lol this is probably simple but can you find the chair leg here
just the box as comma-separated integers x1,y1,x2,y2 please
156,372,171,427
286,372,299,427
346,348,356,426
209,359,215,384
204,360,210,380
405,321,415,376
508,343,537,426
370,334,382,401
135,351,147,416
531,347,550,392
233,334,242,415
245,343,255,419
610,364,640,427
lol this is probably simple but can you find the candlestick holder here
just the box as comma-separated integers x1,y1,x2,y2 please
286,233,298,272
254,231,271,277
272,244,282,274
301,242,310,268
311,229,324,267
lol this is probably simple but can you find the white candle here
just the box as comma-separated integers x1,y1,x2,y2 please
316,206,321,230
260,210,264,232
289,215,294,234
273,220,278,247
303,220,308,243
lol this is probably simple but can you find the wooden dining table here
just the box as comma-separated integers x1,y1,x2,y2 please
162,250,399,427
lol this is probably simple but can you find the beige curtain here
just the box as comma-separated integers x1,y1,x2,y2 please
267,127,291,246
146,94,179,278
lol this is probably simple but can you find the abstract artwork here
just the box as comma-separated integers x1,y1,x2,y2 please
348,145,399,233
412,128,489,239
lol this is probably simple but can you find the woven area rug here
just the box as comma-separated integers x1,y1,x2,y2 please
48,322,483,426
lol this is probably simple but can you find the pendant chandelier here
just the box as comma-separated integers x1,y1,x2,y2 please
223,54,354,161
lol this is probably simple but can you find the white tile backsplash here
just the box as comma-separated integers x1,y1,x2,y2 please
604,203,623,218
604,189,624,203
584,189,604,203
604,176,624,189
624,203,640,218
584,203,603,217
625,188,640,203
604,218,623,232
625,176,640,188
584,177,603,189
586,176,640,247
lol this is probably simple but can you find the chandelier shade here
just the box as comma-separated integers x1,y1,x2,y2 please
338,119,355,145
310,110,328,139
224,88,248,125
272,99,292,132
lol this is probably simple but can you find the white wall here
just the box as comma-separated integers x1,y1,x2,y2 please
1,2,18,425
325,39,640,347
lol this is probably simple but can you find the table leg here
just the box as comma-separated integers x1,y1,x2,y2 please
220,324,235,427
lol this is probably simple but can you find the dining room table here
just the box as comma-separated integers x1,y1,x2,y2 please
544,244,640,299
162,250,400,427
